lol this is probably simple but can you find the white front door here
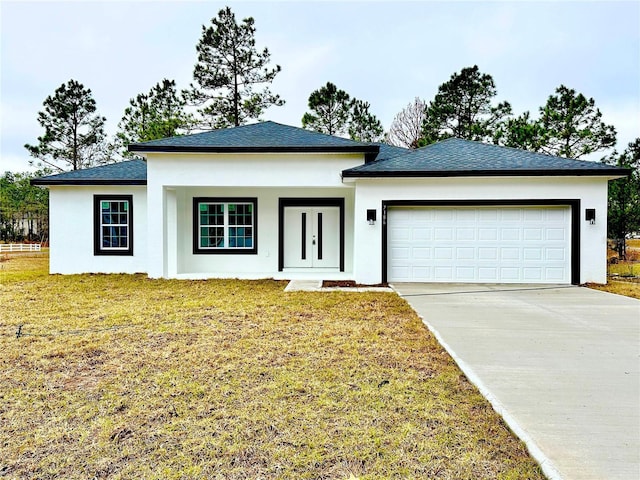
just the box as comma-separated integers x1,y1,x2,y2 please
284,207,340,268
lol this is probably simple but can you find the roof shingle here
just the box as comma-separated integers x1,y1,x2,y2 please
129,121,379,154
31,159,147,185
342,138,629,177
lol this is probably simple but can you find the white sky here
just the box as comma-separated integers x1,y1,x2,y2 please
1,0,639,173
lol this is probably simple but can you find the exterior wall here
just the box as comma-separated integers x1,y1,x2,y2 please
48,186,147,274
351,176,610,285
146,152,363,279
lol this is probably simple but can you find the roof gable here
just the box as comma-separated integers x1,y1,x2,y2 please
129,121,379,155
343,138,629,177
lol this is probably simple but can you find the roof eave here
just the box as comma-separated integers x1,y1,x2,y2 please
30,179,147,186
128,145,379,154
341,168,631,178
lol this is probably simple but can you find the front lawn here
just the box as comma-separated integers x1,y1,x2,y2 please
587,280,640,300
0,255,544,479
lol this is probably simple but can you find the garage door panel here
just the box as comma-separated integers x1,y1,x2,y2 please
434,266,453,280
524,228,543,240
524,209,544,221
412,227,431,241
523,268,543,281
499,267,520,281
456,228,475,240
388,206,571,284
478,267,498,281
456,266,475,281
501,248,520,260
545,268,566,281
434,210,454,221
389,226,410,241
478,247,498,260
545,209,566,221
502,229,520,241
456,247,475,260
413,247,431,259
501,209,522,221
524,248,543,260
412,267,430,280
479,209,498,221
479,228,498,240
546,228,565,240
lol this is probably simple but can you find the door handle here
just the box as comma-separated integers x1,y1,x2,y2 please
312,236,316,245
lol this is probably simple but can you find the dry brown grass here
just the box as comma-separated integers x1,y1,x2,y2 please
0,255,544,479
587,280,640,300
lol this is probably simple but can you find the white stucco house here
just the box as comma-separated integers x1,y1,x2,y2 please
32,121,628,285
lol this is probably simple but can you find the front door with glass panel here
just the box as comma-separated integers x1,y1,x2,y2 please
284,207,340,268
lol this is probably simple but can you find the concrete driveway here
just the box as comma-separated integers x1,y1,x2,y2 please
392,284,640,480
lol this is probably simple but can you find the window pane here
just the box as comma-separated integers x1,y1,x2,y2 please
100,202,129,249
97,197,132,254
196,200,255,251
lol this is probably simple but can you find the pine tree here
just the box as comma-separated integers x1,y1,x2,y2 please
25,79,106,171
349,100,384,142
538,85,616,159
117,79,193,156
301,82,352,136
420,65,511,146
189,6,284,129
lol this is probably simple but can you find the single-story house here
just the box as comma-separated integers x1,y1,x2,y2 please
32,121,628,285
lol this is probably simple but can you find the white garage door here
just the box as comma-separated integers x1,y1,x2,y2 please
388,206,571,284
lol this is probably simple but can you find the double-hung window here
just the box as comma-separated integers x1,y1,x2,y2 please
193,197,257,254
94,195,133,256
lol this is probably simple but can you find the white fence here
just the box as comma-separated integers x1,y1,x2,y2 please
0,243,42,252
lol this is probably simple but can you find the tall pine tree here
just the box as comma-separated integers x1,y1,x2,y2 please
301,82,352,136
25,79,106,171
349,100,384,142
117,79,193,157
420,65,511,146
189,7,284,129
538,85,617,159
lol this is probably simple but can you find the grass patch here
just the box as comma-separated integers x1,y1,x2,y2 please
607,261,640,278
0,255,544,479
587,280,640,300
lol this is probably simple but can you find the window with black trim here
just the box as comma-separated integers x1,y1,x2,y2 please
94,195,133,256
193,197,257,254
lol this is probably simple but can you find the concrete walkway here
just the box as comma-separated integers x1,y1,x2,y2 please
393,284,640,480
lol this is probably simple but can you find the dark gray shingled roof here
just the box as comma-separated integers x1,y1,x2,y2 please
129,121,380,155
367,142,410,162
31,159,147,185
342,138,629,177
30,131,628,186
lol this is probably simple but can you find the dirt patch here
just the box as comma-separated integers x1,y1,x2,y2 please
322,280,389,288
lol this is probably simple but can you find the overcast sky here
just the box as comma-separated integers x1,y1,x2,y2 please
1,0,639,173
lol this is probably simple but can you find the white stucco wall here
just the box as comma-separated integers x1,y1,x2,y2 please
350,176,610,285
145,152,363,279
48,186,147,274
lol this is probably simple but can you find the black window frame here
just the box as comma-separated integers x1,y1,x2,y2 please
193,197,258,255
93,194,134,256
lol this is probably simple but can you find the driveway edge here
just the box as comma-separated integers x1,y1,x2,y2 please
399,293,564,480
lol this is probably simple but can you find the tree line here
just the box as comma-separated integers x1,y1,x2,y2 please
0,171,49,243
16,6,640,251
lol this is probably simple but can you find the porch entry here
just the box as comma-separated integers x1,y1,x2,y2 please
278,198,345,272
284,207,340,268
